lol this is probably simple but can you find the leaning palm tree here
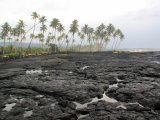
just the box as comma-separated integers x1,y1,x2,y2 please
114,29,122,50
50,35,55,44
116,32,124,50
104,36,110,50
50,18,60,52
1,22,10,55
99,31,107,51
111,31,117,50
28,12,40,50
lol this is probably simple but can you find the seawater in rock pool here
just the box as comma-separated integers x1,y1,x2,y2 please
3,103,16,111
74,83,118,109
23,111,33,117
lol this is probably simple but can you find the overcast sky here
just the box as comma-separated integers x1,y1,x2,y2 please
0,0,160,48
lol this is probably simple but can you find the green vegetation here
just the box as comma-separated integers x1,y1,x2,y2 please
0,12,125,56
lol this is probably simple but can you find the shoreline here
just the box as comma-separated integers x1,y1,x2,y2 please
0,52,160,119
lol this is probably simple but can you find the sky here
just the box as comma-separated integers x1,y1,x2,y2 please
0,0,160,48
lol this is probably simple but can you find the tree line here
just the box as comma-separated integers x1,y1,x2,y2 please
0,12,124,56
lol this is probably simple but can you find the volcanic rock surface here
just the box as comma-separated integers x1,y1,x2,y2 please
0,51,160,120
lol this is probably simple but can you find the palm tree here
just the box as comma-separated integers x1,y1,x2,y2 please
57,23,65,36
15,38,19,54
66,39,69,50
18,20,27,52
99,23,106,32
99,31,107,51
87,27,94,50
46,36,51,52
57,36,62,51
114,29,122,50
112,32,117,50
79,34,85,51
50,35,55,44
39,15,47,26
40,38,44,51
87,34,92,51
69,19,79,49
1,22,10,55
116,32,124,50
40,24,47,43
48,32,52,36
11,28,17,53
50,18,60,52
106,23,115,37
7,37,12,45
30,33,35,47
106,23,115,50
22,35,26,51
81,24,88,35
104,36,110,50
34,35,38,44
29,12,40,49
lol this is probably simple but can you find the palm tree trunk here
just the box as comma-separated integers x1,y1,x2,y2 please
112,38,115,50
11,36,16,54
55,28,57,52
114,37,118,51
116,40,121,50
27,19,36,52
3,37,6,56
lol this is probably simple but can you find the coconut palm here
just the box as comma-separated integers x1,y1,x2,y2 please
40,38,44,50
40,24,47,43
100,23,106,32
34,35,38,44
29,12,40,49
79,34,85,51
99,31,107,51
116,32,124,50
15,38,19,54
112,32,117,50
1,22,10,55
114,29,122,50
69,20,79,49
87,34,92,51
57,23,65,36
50,35,55,44
11,28,18,53
81,24,88,36
30,33,35,47
104,36,110,50
18,20,27,52
50,18,60,52
7,37,12,45
57,36,62,51
106,23,115,37
66,39,69,50
22,35,26,51
48,32,52,36
46,36,51,52
39,15,47,26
